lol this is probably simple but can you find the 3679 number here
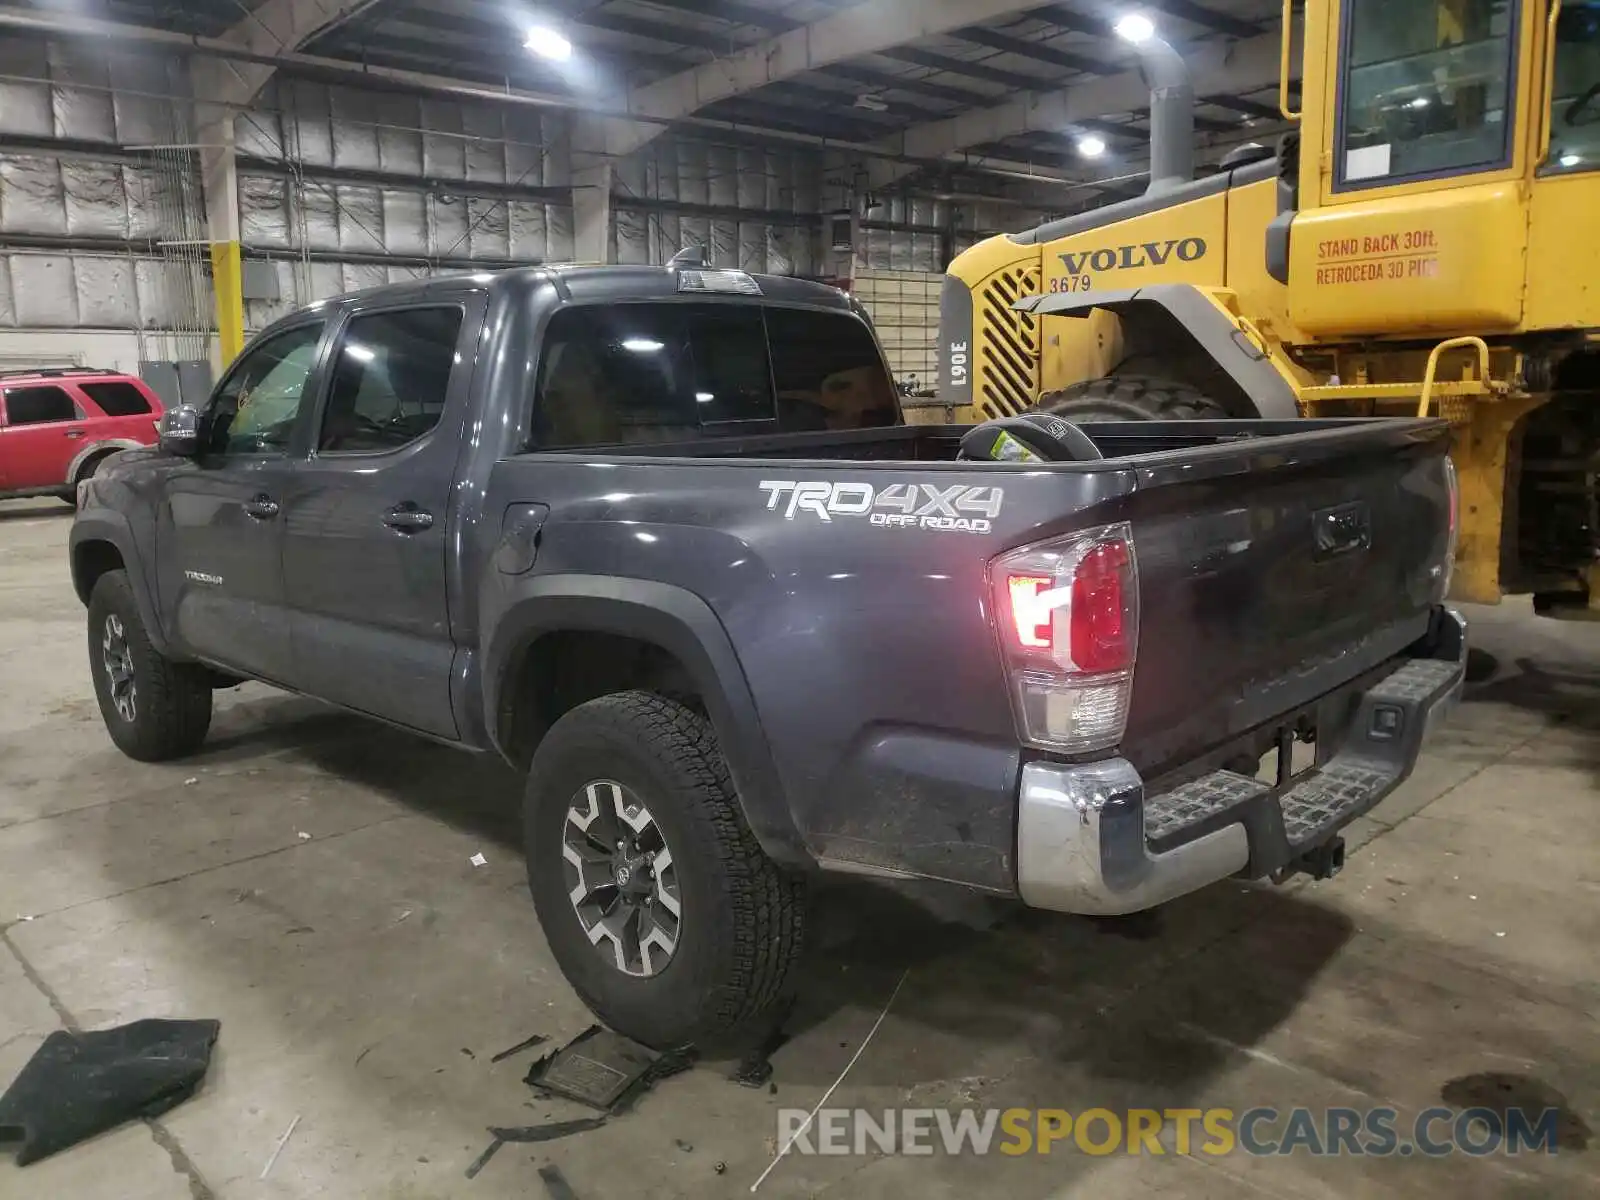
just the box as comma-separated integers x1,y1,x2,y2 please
1049,275,1093,293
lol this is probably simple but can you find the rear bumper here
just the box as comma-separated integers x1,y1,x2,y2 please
1016,608,1466,916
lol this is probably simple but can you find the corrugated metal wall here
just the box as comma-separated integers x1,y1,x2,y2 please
0,32,1038,343
235,77,579,327
0,38,197,335
613,138,820,275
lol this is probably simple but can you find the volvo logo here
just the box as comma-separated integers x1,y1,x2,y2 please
1059,237,1207,275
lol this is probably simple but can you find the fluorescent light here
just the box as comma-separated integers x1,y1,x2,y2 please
344,343,374,362
695,391,715,403
1114,13,1155,43
524,25,571,61
1409,96,1431,109
1560,152,1582,167
621,338,664,353
1076,135,1107,158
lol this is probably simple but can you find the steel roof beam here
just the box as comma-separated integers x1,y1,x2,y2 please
598,0,1049,157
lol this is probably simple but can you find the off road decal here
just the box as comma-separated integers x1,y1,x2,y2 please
759,481,1004,534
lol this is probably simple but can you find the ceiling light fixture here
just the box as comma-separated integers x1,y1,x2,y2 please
1560,152,1582,167
525,25,572,61
853,93,889,112
1114,13,1156,44
1076,135,1107,158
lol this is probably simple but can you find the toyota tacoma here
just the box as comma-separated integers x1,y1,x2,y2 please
69,263,1464,1047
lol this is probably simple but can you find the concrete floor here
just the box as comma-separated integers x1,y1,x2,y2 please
1,495,1597,1200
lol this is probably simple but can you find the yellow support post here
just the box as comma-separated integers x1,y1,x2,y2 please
211,240,245,366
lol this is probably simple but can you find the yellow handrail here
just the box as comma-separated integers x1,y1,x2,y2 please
1538,0,1564,165
1417,337,1490,417
1280,0,1302,121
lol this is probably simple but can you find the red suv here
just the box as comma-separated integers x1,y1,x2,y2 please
0,368,165,502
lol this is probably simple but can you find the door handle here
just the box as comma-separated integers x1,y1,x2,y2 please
244,494,280,520
383,504,434,533
66,429,85,439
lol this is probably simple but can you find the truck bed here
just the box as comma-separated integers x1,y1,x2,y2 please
575,417,1420,465
499,416,1453,890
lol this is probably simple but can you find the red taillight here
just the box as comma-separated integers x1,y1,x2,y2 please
991,525,1139,754
1071,541,1131,672
1007,574,1054,648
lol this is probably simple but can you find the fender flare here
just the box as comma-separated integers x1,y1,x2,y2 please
68,515,172,656
65,440,142,487
1019,283,1302,419
483,574,807,865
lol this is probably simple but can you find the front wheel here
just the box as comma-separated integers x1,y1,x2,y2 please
87,570,212,761
525,691,806,1048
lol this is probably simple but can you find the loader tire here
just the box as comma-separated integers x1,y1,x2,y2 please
1036,374,1230,422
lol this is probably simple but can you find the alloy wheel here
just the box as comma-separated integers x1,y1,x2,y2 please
561,779,682,977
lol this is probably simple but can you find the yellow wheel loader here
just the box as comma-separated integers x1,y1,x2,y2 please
931,0,1600,616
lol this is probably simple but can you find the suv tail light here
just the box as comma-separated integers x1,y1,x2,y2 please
1438,455,1459,601
991,524,1138,754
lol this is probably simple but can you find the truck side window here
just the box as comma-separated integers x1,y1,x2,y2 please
1337,0,1517,188
766,308,898,431
1546,2,1600,172
534,306,698,448
3,385,79,426
208,324,322,456
319,307,465,454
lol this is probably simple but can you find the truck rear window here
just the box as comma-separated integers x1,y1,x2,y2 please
531,302,897,449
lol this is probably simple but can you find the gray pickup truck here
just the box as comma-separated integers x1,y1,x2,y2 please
70,263,1464,1048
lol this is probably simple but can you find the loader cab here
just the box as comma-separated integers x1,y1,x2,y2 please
1287,0,1600,335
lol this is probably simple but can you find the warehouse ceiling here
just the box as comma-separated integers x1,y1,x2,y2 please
31,0,1292,196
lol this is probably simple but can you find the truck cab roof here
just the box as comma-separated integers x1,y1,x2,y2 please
267,264,855,341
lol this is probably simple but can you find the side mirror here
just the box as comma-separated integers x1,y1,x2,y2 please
158,405,203,457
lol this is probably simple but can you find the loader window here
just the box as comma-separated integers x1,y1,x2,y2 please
1337,0,1518,188
1545,2,1600,172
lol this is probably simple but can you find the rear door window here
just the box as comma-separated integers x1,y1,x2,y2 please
3,385,79,426
79,381,153,417
319,307,465,454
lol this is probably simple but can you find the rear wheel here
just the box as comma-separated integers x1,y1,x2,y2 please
525,691,806,1049
1037,374,1230,422
87,570,212,761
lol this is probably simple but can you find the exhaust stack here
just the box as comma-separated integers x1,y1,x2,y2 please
1119,22,1194,195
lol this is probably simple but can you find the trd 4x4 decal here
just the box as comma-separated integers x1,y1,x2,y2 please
759,480,1004,534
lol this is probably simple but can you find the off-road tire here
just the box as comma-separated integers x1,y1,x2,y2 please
525,691,806,1049
87,569,212,761
1037,374,1230,422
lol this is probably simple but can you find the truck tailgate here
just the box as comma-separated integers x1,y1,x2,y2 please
1114,421,1453,778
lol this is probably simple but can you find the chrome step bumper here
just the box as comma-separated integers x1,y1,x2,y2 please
1016,610,1466,916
